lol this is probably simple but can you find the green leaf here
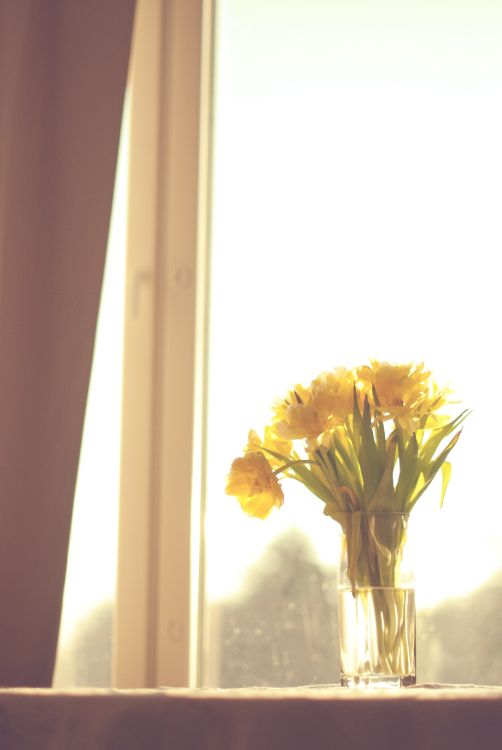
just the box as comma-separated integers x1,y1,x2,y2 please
395,422,406,467
440,461,452,508
419,410,470,466
331,430,358,471
375,416,387,464
394,431,419,508
359,396,383,505
258,445,295,465
371,382,387,462
368,434,397,510
408,430,462,511
335,465,363,507
425,430,461,483
314,445,338,482
371,384,381,407
324,443,362,507
314,447,357,510
315,446,339,487
330,431,365,500
347,512,362,592
325,446,340,483
352,385,362,450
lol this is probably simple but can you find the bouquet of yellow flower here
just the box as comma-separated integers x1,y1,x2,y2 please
226,361,468,687
226,361,468,591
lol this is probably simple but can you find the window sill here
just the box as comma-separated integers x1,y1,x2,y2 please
1,685,501,749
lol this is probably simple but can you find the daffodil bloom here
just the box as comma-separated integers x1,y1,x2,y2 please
272,369,356,441
272,384,327,440
420,382,452,426
357,360,447,432
310,367,356,429
246,426,292,468
225,452,284,519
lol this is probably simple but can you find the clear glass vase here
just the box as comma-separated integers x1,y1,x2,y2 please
337,512,416,688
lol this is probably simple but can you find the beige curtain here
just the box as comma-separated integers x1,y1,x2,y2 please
0,0,135,686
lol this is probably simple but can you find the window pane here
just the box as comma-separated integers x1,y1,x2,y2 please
53,96,129,688
203,0,502,686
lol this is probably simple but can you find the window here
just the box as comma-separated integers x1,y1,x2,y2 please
85,0,502,689
202,0,502,686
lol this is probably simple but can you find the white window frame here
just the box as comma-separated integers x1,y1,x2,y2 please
114,0,214,688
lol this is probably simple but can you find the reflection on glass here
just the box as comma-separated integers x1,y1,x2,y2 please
204,0,502,686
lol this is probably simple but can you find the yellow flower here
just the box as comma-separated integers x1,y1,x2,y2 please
310,367,355,428
246,427,292,468
272,384,326,440
357,360,448,431
225,452,284,519
272,368,355,441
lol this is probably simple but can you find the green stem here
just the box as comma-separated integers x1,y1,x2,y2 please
273,459,316,475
